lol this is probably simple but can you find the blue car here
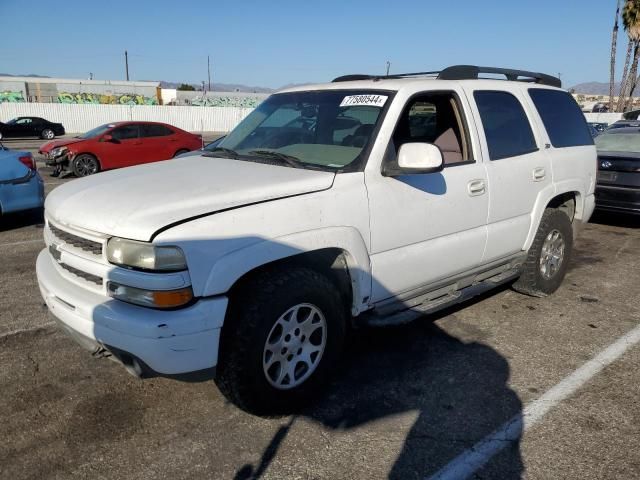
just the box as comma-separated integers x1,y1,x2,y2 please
0,143,44,216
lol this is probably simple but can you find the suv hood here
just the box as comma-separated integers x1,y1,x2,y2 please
45,155,335,241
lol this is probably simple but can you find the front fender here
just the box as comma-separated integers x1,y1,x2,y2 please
202,226,372,315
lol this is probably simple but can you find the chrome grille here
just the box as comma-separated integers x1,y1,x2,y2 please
49,223,103,255
59,263,103,286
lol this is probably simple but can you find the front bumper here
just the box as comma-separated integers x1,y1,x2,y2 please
42,151,70,166
36,249,228,375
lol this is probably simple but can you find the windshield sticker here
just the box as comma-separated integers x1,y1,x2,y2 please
340,94,388,108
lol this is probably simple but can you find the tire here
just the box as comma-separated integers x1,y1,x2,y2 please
513,208,573,297
173,149,190,158
41,129,55,140
72,154,100,177
215,267,347,415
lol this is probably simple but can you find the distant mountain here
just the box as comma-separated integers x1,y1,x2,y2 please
0,73,51,78
570,81,622,96
159,81,274,94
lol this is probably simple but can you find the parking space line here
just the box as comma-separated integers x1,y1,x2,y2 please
0,239,43,248
427,322,640,480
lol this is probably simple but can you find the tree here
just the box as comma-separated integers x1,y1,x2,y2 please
617,0,640,111
177,83,195,91
610,1,621,111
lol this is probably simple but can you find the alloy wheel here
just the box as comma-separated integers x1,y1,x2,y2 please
539,229,565,280
262,303,327,390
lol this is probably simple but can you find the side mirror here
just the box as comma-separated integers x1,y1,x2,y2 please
384,143,444,176
102,134,114,142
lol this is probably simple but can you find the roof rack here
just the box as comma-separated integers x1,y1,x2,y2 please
332,65,561,88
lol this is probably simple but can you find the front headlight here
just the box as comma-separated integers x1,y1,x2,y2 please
106,237,187,271
51,146,68,158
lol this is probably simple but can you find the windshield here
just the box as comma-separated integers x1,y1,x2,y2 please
77,124,114,139
218,90,391,170
6,118,17,125
595,131,640,153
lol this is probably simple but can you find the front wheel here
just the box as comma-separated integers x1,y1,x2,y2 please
513,208,573,297
215,267,347,415
72,154,100,177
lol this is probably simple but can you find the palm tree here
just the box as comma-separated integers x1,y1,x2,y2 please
610,1,621,111
617,0,640,111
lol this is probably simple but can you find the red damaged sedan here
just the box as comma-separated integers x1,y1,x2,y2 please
39,121,202,177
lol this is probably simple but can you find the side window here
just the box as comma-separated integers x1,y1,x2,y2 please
111,125,139,140
392,92,471,165
528,89,593,148
474,91,537,160
16,118,32,125
141,124,173,137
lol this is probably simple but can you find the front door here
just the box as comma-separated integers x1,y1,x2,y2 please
366,90,489,303
96,124,144,169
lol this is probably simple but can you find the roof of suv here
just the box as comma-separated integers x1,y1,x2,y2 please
279,65,564,94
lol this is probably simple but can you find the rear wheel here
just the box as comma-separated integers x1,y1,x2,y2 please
41,129,55,140
72,154,100,177
215,267,347,415
513,208,573,297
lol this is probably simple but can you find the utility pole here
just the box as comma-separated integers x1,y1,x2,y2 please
207,55,211,91
125,50,129,81
386,60,391,76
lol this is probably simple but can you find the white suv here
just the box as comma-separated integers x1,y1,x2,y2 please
36,66,596,414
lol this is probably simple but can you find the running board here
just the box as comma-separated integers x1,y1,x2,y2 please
360,268,521,328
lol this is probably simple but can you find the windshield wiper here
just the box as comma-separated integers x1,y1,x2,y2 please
203,147,239,159
247,149,307,168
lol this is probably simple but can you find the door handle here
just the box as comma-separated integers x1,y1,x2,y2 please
533,167,546,181
467,179,486,196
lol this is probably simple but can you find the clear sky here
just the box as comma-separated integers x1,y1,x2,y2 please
0,0,625,89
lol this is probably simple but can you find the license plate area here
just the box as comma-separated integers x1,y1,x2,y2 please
597,171,618,182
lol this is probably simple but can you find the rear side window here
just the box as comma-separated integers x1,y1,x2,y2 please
474,91,537,160
529,89,593,148
141,124,174,137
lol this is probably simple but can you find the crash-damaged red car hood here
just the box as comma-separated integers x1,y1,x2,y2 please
38,137,84,154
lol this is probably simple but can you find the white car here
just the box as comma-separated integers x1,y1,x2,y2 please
36,65,596,414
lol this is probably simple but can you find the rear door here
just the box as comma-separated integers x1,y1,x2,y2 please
466,88,552,263
139,124,177,162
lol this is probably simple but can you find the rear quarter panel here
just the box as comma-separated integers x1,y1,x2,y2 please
518,87,597,248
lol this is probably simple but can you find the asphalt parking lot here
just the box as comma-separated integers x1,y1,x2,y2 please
1,137,639,480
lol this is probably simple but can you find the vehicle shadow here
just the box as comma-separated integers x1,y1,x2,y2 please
589,211,640,229
234,289,523,480
0,207,44,232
